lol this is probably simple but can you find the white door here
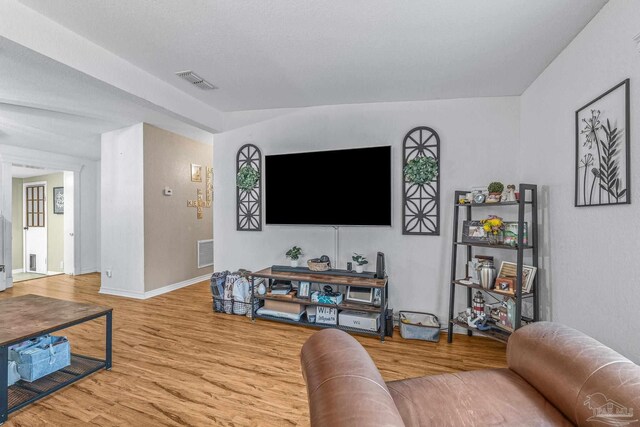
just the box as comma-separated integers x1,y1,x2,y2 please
24,183,47,274
63,172,74,275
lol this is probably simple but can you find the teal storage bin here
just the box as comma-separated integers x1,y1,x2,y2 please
9,335,71,382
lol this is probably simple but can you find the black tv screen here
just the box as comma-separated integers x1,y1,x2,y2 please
265,146,392,226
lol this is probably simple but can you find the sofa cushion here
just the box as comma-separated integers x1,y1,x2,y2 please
387,368,572,427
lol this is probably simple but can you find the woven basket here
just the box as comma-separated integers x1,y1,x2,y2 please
307,260,331,271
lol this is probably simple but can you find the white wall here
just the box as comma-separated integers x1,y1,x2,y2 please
100,123,145,297
520,0,640,361
214,97,520,320
0,144,100,284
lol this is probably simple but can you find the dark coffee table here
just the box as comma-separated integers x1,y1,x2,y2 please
0,295,112,424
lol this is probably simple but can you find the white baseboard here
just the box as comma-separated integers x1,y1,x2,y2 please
99,274,210,300
99,287,146,299
143,274,210,299
79,267,98,275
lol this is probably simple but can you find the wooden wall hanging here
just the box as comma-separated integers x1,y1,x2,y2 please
402,126,440,235
236,144,262,231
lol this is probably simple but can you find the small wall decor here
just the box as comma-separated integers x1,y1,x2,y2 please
236,144,262,231
187,188,206,219
402,126,440,235
53,187,64,214
206,166,213,206
191,163,202,182
575,79,630,207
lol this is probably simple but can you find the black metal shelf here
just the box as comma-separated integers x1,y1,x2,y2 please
448,184,539,345
451,280,535,298
450,320,510,344
8,354,105,414
454,242,533,250
455,201,532,207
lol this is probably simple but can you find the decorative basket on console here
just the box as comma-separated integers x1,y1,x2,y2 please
307,260,330,272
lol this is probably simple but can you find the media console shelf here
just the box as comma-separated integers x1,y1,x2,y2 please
249,267,388,341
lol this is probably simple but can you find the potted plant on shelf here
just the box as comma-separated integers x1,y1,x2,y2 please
487,182,504,203
403,156,438,185
286,246,303,267
352,253,368,273
480,215,504,245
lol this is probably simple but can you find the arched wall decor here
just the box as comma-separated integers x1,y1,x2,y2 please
402,126,440,235
236,144,262,231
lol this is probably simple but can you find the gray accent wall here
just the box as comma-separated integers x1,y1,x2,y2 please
143,124,213,292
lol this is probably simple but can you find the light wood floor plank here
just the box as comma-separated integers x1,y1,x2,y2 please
0,273,506,426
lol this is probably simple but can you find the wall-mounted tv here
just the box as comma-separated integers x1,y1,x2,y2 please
265,146,391,226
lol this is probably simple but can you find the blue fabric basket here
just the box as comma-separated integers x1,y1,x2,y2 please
9,335,71,382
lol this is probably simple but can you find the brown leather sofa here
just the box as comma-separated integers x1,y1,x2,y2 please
300,322,640,426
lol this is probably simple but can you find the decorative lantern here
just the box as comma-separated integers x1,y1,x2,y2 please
472,291,485,318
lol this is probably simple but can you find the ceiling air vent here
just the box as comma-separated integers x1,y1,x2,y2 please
175,70,217,90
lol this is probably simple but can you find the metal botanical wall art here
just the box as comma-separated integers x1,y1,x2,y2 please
236,144,262,231
402,126,440,235
575,79,630,207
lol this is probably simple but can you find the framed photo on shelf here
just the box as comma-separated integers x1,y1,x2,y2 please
298,281,311,299
345,286,374,304
461,220,489,243
503,222,528,246
494,276,515,294
497,262,537,293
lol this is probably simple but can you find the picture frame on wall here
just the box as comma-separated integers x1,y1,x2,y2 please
191,163,203,182
575,79,630,207
53,187,64,214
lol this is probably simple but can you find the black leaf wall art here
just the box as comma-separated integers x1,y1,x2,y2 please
575,79,630,207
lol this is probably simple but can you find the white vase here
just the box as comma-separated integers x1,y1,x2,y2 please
290,260,299,268
356,265,364,273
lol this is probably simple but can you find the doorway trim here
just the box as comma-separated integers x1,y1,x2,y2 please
22,180,48,274
0,148,83,289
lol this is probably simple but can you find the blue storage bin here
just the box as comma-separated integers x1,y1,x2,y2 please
9,335,71,382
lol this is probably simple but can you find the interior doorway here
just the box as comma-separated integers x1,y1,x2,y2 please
23,182,47,274
11,166,73,283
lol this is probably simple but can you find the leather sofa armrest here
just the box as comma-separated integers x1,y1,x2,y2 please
300,329,405,427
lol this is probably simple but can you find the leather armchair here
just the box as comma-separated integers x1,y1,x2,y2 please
300,322,640,426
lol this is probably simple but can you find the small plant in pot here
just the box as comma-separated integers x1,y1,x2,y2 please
352,253,368,273
487,182,504,203
286,246,303,267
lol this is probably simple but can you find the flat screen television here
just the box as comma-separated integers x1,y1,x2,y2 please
265,146,392,226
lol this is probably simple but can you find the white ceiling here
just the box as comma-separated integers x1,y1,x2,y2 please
18,0,607,112
0,37,214,160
